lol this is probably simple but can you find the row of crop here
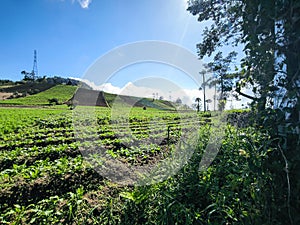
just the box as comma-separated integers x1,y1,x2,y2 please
0,107,212,224
0,110,71,139
0,142,80,170
0,134,75,151
1,119,199,157
0,183,122,225
0,128,73,145
0,155,84,184
0,154,105,209
106,142,167,165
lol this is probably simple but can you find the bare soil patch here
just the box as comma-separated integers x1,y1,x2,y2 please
0,92,13,100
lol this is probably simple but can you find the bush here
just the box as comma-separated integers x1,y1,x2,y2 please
223,109,252,128
200,112,212,118
48,98,59,105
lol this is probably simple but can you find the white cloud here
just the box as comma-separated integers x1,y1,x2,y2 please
70,0,92,9
120,82,163,99
70,78,122,94
72,78,206,106
77,0,92,9
71,77,250,109
97,83,122,94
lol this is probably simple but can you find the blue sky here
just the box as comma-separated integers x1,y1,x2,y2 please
0,0,249,108
0,0,206,83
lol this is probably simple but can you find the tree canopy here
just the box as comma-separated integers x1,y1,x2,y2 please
187,0,300,122
207,51,237,101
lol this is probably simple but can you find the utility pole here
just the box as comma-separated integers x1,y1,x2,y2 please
213,83,217,111
199,70,206,112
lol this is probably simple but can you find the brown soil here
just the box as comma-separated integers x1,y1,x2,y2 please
0,92,13,100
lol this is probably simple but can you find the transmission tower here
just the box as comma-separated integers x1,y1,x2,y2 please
31,50,38,80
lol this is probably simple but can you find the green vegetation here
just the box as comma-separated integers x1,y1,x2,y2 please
0,79,177,110
0,105,296,224
0,1,298,223
0,82,55,95
186,2,300,223
0,85,77,105
0,79,15,87
103,92,176,110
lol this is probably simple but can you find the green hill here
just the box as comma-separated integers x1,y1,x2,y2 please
0,83,178,110
0,82,55,94
103,92,176,110
0,85,77,105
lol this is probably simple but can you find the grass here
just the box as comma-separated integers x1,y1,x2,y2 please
0,85,77,105
104,92,176,110
1,83,177,111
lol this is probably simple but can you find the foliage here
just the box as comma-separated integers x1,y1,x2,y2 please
0,105,298,224
207,51,238,111
187,0,300,114
120,126,279,224
0,79,14,86
1,81,55,96
103,92,176,110
48,98,59,105
195,97,202,112
187,2,300,223
0,107,200,224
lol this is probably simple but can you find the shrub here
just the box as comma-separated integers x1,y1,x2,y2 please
48,98,59,105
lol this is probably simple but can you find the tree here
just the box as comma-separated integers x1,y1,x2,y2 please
21,70,35,81
207,51,237,110
199,67,210,112
195,97,202,112
188,1,300,224
187,0,300,118
205,98,212,111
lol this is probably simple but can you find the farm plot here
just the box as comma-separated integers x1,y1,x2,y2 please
0,106,205,224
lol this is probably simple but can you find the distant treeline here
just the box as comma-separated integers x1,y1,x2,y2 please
0,76,80,86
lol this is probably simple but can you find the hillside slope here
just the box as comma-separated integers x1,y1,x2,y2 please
0,82,55,94
103,92,175,110
0,85,77,105
70,89,175,110
0,84,177,110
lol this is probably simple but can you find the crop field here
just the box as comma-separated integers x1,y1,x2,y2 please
0,106,205,224
0,106,284,224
